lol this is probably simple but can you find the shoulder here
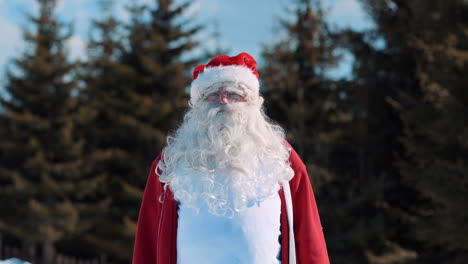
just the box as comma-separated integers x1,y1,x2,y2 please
283,141,309,193
283,141,307,172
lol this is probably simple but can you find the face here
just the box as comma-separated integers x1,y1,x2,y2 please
161,83,293,216
204,87,246,105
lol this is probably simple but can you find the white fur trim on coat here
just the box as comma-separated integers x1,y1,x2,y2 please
190,65,260,106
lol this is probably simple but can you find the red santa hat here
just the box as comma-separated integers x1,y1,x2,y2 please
190,52,260,106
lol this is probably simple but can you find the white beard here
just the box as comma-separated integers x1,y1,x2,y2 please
157,100,294,216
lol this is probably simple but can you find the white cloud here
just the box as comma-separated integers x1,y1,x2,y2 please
114,1,131,23
330,0,363,16
327,0,373,30
185,0,202,17
67,35,87,62
56,0,66,13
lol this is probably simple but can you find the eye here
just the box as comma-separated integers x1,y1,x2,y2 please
206,93,219,101
227,93,244,101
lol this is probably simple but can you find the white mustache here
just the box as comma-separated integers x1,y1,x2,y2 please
207,105,224,119
206,104,240,120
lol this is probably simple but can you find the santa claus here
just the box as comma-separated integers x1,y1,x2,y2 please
132,52,329,264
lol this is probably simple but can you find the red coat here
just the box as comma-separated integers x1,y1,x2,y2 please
133,146,329,264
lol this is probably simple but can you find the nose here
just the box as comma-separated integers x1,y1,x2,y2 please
218,95,229,105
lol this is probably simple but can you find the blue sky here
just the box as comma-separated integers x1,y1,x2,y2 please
0,0,373,93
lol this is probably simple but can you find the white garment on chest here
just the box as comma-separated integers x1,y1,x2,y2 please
177,193,282,264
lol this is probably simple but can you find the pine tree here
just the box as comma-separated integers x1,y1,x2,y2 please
330,0,468,263
323,30,417,263
394,0,468,262
262,0,440,262
320,0,423,261
261,2,356,261
119,0,201,193
261,0,340,164
77,0,201,262
72,2,129,261
0,0,91,262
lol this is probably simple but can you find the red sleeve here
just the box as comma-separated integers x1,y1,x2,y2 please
288,146,330,264
132,153,163,264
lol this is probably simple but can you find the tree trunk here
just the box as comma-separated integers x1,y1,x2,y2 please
42,240,55,264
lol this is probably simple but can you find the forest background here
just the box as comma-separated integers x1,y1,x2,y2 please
0,0,467,263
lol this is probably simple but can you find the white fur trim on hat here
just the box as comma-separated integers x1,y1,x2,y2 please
190,65,260,106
